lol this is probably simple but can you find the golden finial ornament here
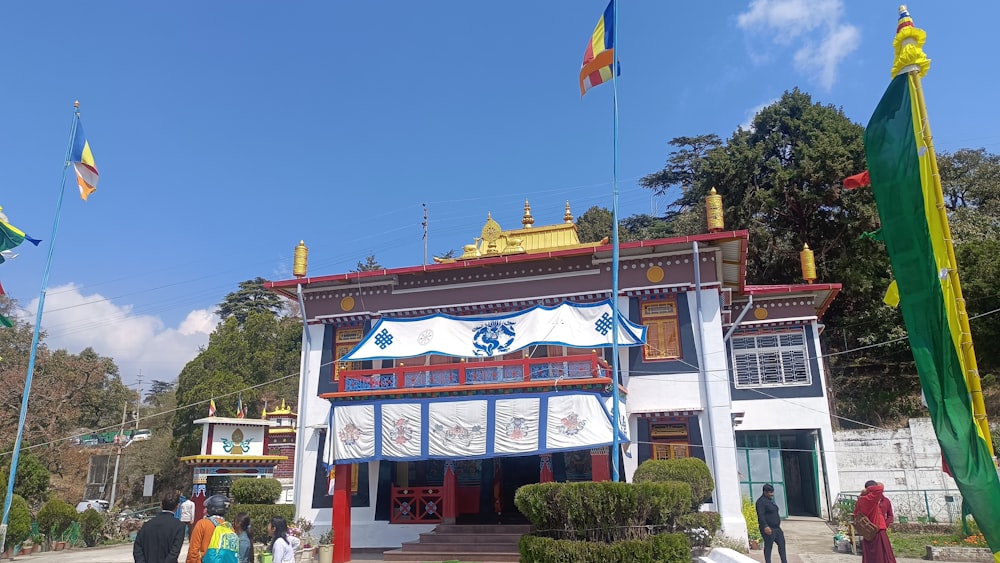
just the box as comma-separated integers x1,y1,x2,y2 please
706,187,724,232
293,240,308,278
522,199,535,228
564,201,573,223
800,243,817,284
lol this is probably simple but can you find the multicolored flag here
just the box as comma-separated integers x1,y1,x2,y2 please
863,8,1000,561
579,0,617,96
236,394,245,419
70,121,99,201
0,207,41,254
208,399,217,417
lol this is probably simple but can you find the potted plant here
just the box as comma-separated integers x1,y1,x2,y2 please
31,533,44,553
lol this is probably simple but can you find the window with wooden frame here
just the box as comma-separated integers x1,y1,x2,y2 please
650,423,690,460
334,327,364,381
641,298,681,361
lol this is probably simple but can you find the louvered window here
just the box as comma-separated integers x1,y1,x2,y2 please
641,298,681,360
732,328,811,388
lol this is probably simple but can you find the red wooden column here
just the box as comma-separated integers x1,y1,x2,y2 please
443,460,458,524
332,463,352,563
539,454,554,483
590,447,611,482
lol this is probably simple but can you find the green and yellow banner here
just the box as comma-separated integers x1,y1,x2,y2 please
864,10,1000,561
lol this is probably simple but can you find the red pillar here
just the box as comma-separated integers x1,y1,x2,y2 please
443,460,457,524
332,464,352,563
590,447,611,482
539,454,554,483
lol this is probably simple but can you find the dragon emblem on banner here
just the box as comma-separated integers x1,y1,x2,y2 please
505,416,530,440
471,320,516,356
338,422,362,447
557,413,587,436
433,423,483,447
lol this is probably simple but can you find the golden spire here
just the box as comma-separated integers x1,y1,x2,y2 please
564,201,573,223
522,199,535,228
293,240,308,278
800,243,817,284
706,187,724,232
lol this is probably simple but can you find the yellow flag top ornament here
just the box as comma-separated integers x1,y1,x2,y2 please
863,7,1000,561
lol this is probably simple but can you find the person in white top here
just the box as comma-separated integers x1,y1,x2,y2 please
268,516,296,563
178,495,195,539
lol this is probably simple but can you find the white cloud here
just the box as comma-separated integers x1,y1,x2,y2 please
737,0,860,90
740,97,780,131
19,283,217,386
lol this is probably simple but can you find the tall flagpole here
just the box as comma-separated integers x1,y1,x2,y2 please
0,101,80,551
609,0,623,482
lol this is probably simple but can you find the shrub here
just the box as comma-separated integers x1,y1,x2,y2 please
742,497,762,542
231,477,282,504
515,481,691,542
38,498,78,539
519,532,689,563
230,503,295,544
5,494,31,547
633,458,714,509
78,508,104,547
676,511,721,537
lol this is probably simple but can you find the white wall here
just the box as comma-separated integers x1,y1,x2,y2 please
293,323,333,526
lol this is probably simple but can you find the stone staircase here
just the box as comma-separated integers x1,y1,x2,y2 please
382,523,530,563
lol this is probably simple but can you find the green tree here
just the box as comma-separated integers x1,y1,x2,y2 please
217,277,285,325
0,450,50,508
640,89,919,426
352,254,383,272
144,379,175,407
939,148,1000,244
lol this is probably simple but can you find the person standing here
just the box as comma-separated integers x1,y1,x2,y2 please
233,512,254,563
854,482,898,563
268,516,296,563
756,484,788,563
864,480,895,526
133,492,186,563
186,495,230,563
179,494,195,539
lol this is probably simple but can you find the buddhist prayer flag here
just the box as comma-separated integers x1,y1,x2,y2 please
0,208,41,254
579,0,617,96
70,121,99,201
863,8,1000,560
208,399,217,417
236,394,244,419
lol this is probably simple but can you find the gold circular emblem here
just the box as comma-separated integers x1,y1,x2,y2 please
753,307,769,320
646,266,665,283
341,296,356,311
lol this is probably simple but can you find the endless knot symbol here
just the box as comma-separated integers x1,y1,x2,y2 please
374,328,394,349
417,329,434,345
594,312,614,335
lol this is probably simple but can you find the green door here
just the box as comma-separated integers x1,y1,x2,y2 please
737,434,787,518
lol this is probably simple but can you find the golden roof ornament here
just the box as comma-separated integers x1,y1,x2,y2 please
706,187,724,232
293,240,308,278
564,201,574,223
800,243,817,284
522,200,535,228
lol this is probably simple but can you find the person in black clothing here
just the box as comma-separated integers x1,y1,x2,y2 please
134,492,186,563
756,484,788,563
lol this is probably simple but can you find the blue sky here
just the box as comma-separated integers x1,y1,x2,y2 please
1,1,997,386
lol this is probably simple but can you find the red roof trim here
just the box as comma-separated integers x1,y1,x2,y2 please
265,231,751,292
742,283,842,318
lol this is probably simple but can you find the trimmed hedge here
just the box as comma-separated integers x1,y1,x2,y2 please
231,477,283,504
5,495,31,547
676,511,720,537
37,498,78,539
79,508,104,547
515,481,691,542
520,532,689,563
230,503,295,544
633,458,715,509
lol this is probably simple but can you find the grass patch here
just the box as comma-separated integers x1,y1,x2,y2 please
889,532,988,558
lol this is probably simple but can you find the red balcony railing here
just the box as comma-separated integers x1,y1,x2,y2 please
334,353,611,396
390,486,444,523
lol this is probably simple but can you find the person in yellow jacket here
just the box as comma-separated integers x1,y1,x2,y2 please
186,495,230,563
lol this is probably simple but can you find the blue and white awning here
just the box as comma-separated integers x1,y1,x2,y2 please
341,299,645,361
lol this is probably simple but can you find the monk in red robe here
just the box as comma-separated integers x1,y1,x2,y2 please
854,482,897,563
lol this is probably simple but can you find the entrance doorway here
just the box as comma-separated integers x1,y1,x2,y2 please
736,431,820,517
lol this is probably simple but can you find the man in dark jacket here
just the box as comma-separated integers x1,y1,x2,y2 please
756,484,788,563
134,492,186,563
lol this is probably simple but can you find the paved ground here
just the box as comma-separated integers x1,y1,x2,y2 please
12,542,382,563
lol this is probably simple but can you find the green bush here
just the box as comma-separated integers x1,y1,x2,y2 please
519,532,689,563
37,498,78,539
4,494,31,547
231,477,283,504
633,458,715,509
230,503,295,544
515,481,691,542
676,511,720,536
742,497,762,542
78,508,104,547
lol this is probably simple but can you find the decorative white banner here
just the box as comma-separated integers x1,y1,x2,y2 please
342,300,646,361
494,398,540,454
324,392,628,465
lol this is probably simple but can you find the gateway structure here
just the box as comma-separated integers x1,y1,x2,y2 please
267,199,843,560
